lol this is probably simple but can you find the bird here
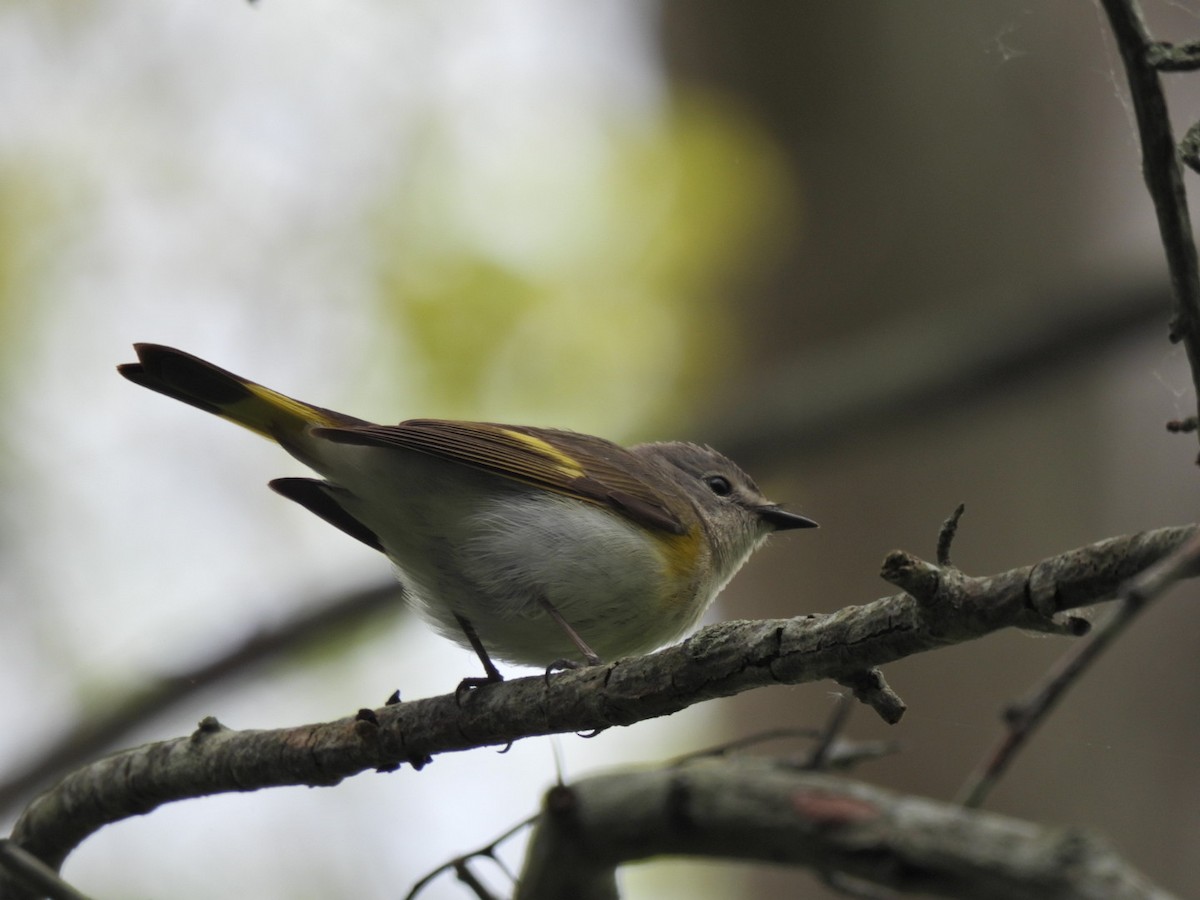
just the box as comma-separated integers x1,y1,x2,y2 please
118,343,816,683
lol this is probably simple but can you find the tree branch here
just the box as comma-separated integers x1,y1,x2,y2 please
5,290,1167,822
3,524,1195,894
1100,0,1200,449
1147,40,1200,72
957,528,1200,808
515,757,1176,900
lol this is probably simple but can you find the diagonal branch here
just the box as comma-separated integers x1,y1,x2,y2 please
2,524,1195,894
0,842,94,900
957,528,1200,808
1100,0,1200,446
699,280,1170,469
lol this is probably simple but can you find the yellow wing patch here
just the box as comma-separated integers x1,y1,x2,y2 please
498,428,586,480
313,419,691,535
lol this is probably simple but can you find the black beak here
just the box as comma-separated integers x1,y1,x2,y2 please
757,506,819,531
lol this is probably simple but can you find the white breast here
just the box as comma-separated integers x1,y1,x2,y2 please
309,441,709,666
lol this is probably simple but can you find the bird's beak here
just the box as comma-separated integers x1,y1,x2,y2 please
757,506,819,531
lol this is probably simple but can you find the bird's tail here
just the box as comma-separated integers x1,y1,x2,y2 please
118,343,359,443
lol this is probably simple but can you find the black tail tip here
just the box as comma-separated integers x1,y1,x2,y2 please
116,343,248,414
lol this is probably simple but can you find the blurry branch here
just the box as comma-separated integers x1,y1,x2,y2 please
516,758,1174,900
699,277,1172,469
664,696,897,773
406,814,532,900
1146,40,1200,72
412,705,892,900
1101,0,1200,452
3,524,1195,893
0,843,93,900
410,701,892,900
0,582,403,818
958,527,1200,808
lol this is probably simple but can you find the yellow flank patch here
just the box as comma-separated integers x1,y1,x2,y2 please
220,383,341,439
652,527,704,604
500,429,587,478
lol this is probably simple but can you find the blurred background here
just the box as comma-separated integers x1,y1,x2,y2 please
1,2,1199,897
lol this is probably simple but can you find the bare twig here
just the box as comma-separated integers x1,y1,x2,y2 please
1100,0,1200,447
936,504,967,568
1146,40,1200,72
668,728,823,763
804,693,853,771
0,842,94,900
406,816,532,900
516,758,1175,900
1176,120,1200,176
834,668,906,722
956,530,1200,808
667,723,896,773
2,525,1192,895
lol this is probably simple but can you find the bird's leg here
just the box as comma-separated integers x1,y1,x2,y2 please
454,613,504,702
536,595,603,676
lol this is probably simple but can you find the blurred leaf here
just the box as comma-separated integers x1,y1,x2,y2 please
368,88,796,435
0,165,61,398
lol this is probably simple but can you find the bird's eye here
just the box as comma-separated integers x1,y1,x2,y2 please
705,475,733,496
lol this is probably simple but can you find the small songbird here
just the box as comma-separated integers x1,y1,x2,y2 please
119,344,816,683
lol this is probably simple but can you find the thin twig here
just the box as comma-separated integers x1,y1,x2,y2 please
1166,416,1198,433
1100,0,1200,449
936,503,966,568
668,722,895,773
668,728,823,764
405,816,533,900
956,530,1200,808
805,694,853,771
1146,40,1200,72
0,841,95,900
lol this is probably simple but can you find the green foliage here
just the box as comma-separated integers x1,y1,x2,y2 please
368,90,796,436
0,166,61,396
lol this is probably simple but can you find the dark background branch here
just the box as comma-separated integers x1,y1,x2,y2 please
517,758,1174,900
699,278,1172,469
0,583,403,819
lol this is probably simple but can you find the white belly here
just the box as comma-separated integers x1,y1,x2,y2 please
320,444,706,666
